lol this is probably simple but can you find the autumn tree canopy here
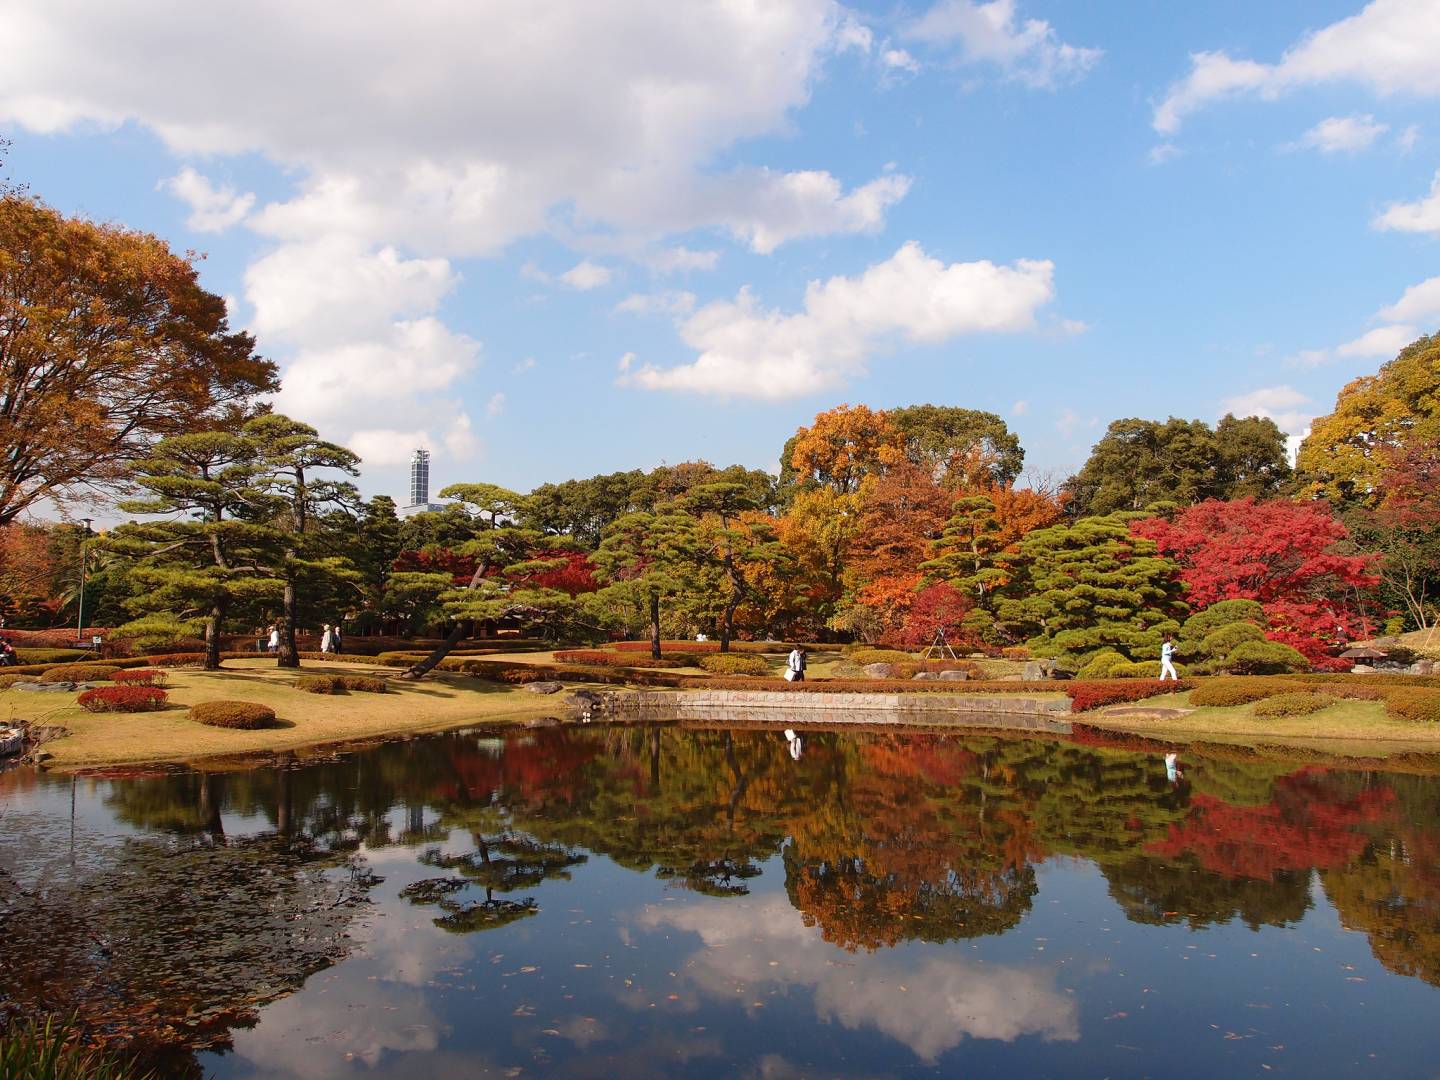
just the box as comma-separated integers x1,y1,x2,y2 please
0,193,278,524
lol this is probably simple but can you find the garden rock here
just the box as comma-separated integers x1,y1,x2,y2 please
911,671,939,680
863,663,898,679
0,727,23,757
938,670,970,681
15,681,73,693
1022,660,1057,681
567,689,604,705
522,681,565,694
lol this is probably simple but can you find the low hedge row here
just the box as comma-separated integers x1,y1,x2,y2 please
296,674,392,694
39,664,121,683
112,668,167,687
552,649,699,669
1186,675,1440,724
1385,689,1440,723
609,640,824,655
14,648,87,664
77,686,168,712
698,654,772,676
1253,692,1339,717
1065,680,1193,712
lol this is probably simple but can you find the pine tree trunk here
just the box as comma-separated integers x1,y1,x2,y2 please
402,618,474,679
204,600,225,671
649,591,662,659
277,570,300,668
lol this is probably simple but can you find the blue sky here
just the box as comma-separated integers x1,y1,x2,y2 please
3,0,1438,507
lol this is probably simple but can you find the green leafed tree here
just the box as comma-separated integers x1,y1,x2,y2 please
995,514,1188,665
678,482,789,651
590,510,695,657
105,431,285,669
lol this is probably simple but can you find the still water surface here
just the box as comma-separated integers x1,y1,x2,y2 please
3,724,1440,1078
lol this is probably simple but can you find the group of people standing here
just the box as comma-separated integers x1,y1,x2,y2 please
254,623,344,653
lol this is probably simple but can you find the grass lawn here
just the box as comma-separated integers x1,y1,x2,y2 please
12,658,579,770
1081,688,1440,757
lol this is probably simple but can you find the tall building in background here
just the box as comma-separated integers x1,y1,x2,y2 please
399,447,446,517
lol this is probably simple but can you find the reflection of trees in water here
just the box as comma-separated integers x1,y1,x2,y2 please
1104,858,1312,930
0,832,370,1075
401,833,587,934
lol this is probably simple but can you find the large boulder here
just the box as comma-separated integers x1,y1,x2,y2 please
522,681,565,695
1022,660,1057,682
937,669,970,681
863,663,898,680
911,671,939,680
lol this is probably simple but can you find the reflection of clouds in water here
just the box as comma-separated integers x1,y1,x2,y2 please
636,895,1079,1063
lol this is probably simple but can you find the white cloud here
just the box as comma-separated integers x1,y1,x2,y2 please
1294,114,1388,154
485,392,506,417
1219,385,1316,436
835,17,874,53
617,351,635,372
245,239,456,346
1155,0,1440,133
1147,142,1183,165
905,0,1100,88
1336,323,1419,357
882,48,921,73
559,259,614,291
1397,123,1421,152
644,246,720,273
614,290,697,316
1374,169,1440,235
512,356,537,374
1011,399,1029,415
161,166,255,232
1379,275,1440,322
622,241,1055,399
636,896,1078,1063
1055,407,1081,436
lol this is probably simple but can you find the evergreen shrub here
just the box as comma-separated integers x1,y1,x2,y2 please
1110,659,1188,679
1252,692,1339,717
1076,649,1128,680
77,686,168,712
1180,599,1267,642
848,648,914,666
296,675,345,694
1223,640,1310,675
39,664,120,683
190,700,277,729
553,649,696,668
698,654,770,676
340,675,390,693
1189,678,1295,707
14,648,86,664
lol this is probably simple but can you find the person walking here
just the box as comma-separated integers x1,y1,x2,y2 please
320,624,334,654
332,623,344,654
267,624,280,653
786,646,807,682
1159,635,1179,681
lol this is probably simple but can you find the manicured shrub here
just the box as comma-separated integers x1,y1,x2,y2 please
1180,599,1267,642
1223,639,1310,675
77,685,168,712
0,673,32,689
497,667,552,683
1384,689,1440,724
112,668,167,687
1109,659,1189,679
1197,621,1266,660
1252,692,1339,717
1188,678,1297,707
848,648,914,666
340,675,390,693
552,649,696,669
1075,649,1127,680
698,654,771,676
1064,679,1192,713
296,675,345,694
893,660,980,679
611,640,801,655
39,664,120,683
190,700,278,729
13,648,87,664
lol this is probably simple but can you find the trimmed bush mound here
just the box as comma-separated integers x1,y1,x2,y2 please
296,675,345,694
1223,639,1310,675
14,647,87,664
1252,692,1339,717
1108,659,1188,679
0,673,33,689
295,650,401,665
610,640,806,655
1384,689,1440,723
77,685,168,712
698,653,771,676
847,647,915,666
39,663,120,683
190,700,277,729
1189,678,1291,707
553,649,698,669
112,668,167,687
1076,649,1127,680
1065,680,1193,713
342,675,391,693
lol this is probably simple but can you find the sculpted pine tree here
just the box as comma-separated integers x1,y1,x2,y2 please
244,415,362,668
679,482,789,651
107,432,284,669
591,510,695,658
0,192,278,523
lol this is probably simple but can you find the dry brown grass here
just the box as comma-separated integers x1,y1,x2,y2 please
9,658,575,769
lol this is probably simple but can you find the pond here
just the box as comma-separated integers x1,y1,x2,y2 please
3,724,1440,1078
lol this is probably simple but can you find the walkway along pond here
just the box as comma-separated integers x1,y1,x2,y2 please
3,722,1439,1077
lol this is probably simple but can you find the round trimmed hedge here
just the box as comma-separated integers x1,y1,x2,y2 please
698,653,771,676
1252,692,1339,717
190,700,278,729
39,663,121,683
76,686,168,712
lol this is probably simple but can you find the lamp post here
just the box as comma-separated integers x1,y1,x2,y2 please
76,518,92,646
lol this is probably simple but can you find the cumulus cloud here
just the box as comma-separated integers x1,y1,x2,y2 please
559,259,614,290
485,392,506,417
614,290,697,316
645,246,720,273
1336,323,1420,357
882,48,921,74
905,0,1100,88
1154,0,1440,133
161,166,255,231
1219,385,1316,436
1374,169,1440,235
1293,114,1388,154
1379,275,1440,322
636,896,1078,1063
622,241,1056,399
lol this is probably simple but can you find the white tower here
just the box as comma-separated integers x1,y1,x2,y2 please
399,447,446,517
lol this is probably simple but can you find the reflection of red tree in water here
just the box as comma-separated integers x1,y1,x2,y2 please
1147,769,1394,880
860,736,980,787
432,734,600,805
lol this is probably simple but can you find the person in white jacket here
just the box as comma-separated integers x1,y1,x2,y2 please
786,647,807,682
1159,636,1178,681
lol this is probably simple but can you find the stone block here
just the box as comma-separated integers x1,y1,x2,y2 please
937,670,969,681
863,663,898,679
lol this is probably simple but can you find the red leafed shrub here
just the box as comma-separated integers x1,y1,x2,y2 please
77,685,169,712
1385,689,1440,723
553,649,696,669
112,668,167,687
1064,679,1193,713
